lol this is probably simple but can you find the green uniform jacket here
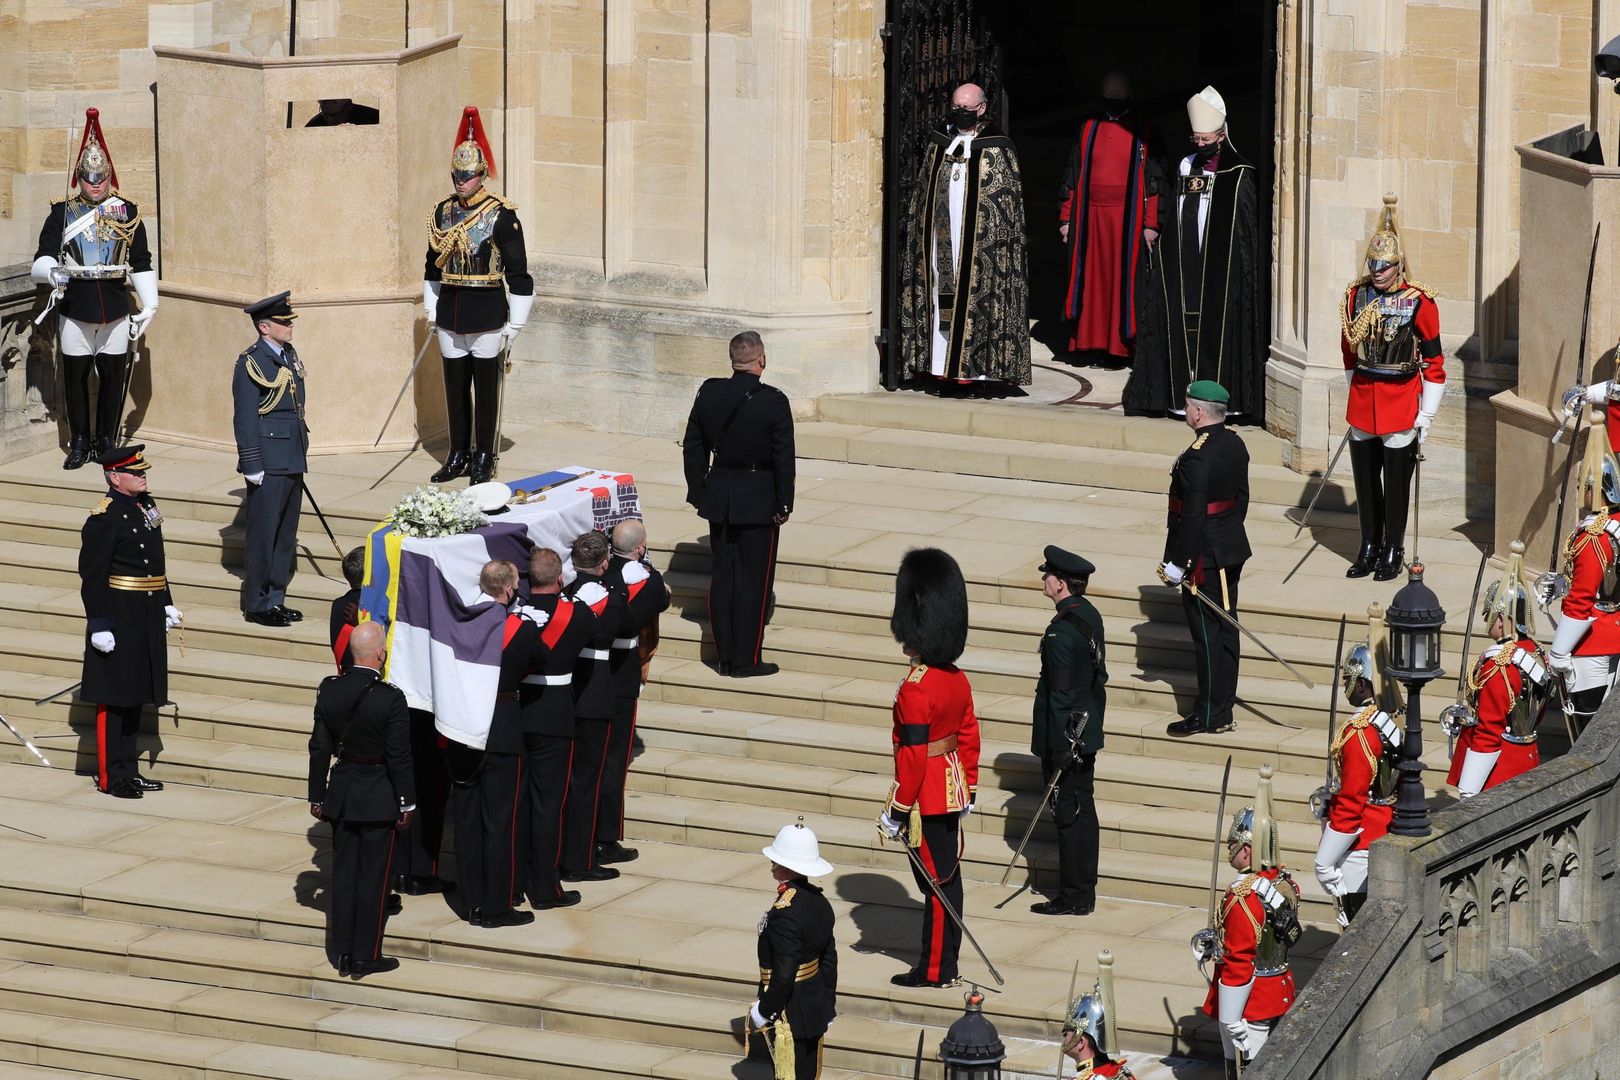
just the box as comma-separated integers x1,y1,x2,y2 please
1032,594,1108,757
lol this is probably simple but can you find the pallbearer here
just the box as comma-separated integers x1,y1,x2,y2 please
32,108,158,469
424,106,534,484
748,821,838,1079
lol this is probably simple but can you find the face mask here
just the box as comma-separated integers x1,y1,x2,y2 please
1193,142,1220,165
949,106,982,131
1102,96,1131,116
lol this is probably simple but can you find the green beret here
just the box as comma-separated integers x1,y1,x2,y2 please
1186,380,1229,405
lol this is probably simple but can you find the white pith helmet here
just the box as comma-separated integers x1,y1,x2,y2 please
762,819,834,878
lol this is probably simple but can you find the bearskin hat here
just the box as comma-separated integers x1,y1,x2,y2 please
890,547,968,667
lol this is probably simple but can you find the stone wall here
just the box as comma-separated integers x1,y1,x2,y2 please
1245,695,1620,1080
0,263,71,463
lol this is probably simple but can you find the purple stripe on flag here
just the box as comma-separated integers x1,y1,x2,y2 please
394,549,507,663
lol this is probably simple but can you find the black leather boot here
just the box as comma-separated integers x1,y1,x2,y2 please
1374,545,1405,582
1345,542,1380,579
469,450,495,484
63,434,89,470
90,433,111,462
431,450,470,484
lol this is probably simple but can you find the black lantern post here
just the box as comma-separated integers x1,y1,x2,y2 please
1384,562,1446,837
939,989,1005,1080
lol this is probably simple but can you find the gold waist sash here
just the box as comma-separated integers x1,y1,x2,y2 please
758,959,820,983
108,575,166,592
441,270,503,287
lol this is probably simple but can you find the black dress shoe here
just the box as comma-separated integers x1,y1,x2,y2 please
63,436,89,471
271,605,303,622
890,969,957,989
1166,715,1235,737
431,450,470,484
349,956,400,978
336,953,352,977
729,663,780,678
561,866,620,882
469,450,495,484
533,890,583,910
244,609,293,628
594,841,639,865
1344,542,1380,579
394,875,453,896
104,778,143,799
715,661,733,677
1031,899,1094,917
132,775,164,792
386,893,402,917
1373,546,1405,582
91,434,111,462
477,909,536,928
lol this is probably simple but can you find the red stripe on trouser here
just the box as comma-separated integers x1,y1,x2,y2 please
96,705,109,791
373,831,397,960
916,833,946,983
616,702,638,840
752,526,778,665
585,726,611,867
507,756,524,910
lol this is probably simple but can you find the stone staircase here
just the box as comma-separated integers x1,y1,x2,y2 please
0,404,1491,1079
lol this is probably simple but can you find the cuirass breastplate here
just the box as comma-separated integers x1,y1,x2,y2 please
1255,919,1292,976
1369,748,1399,804
63,199,131,271
435,199,503,286
1354,289,1421,379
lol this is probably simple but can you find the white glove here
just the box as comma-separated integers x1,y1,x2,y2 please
129,270,159,343
31,256,63,287
1313,825,1358,895
958,802,974,820
164,605,183,631
1415,380,1444,444
748,1000,767,1028
1455,748,1500,798
1315,864,1343,896
1224,1021,1251,1056
1551,615,1594,659
501,292,534,348
1160,562,1185,586
1413,413,1433,442
516,603,550,629
1548,652,1574,677
499,321,521,348
245,471,265,486
90,631,115,653
423,280,440,329
877,811,903,840
1583,381,1612,405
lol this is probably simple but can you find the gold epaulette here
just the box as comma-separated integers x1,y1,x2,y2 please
50,196,66,206
1401,279,1437,300
1342,278,1382,346
772,887,796,910
90,497,111,516
906,664,929,684
1191,432,1209,450
244,355,296,415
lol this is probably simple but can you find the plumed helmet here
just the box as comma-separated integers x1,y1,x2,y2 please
890,547,968,667
1062,982,1106,1057
73,108,118,190
1253,763,1279,870
1578,404,1620,511
450,105,497,180
1365,193,1404,272
1340,640,1375,707
1481,540,1536,637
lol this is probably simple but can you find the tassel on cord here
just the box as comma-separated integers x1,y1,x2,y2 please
774,1016,795,1080
907,805,923,849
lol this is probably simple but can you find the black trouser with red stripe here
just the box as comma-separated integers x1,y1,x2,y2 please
597,695,639,843
708,522,778,668
522,732,573,903
398,708,449,880
561,717,611,871
95,704,142,790
330,818,397,965
907,813,962,983
450,749,524,917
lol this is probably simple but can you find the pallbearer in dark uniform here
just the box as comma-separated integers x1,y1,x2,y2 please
517,548,595,910
32,108,158,469
79,444,180,798
682,331,795,678
233,291,308,629
748,821,838,1080
309,621,416,978
1339,195,1446,581
424,106,534,485
560,530,629,881
448,560,538,928
598,518,671,865
330,546,364,673
1031,546,1107,917
1160,381,1251,736
878,548,980,988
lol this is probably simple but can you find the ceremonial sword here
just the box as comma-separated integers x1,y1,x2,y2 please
998,723,1082,886
1055,958,1079,1080
34,681,80,708
1293,428,1351,539
1191,755,1234,982
298,478,346,559
1309,615,1347,823
0,713,52,768
1439,549,1492,756
374,331,437,447
1168,578,1316,688
34,122,76,327
879,826,1005,985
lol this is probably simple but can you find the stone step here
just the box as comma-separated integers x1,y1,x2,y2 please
0,960,877,1080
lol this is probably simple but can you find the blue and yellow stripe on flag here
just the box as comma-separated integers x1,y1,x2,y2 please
359,522,406,671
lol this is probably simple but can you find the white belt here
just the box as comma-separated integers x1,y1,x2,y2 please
521,673,573,686
611,637,638,650
64,263,130,280
582,648,609,660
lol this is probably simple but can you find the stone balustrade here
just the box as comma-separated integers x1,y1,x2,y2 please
1247,703,1620,1078
0,263,60,463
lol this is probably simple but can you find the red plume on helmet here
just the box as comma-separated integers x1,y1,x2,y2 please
74,107,118,190
452,105,497,180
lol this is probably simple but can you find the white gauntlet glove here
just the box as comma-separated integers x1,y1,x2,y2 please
164,605,183,631
129,271,159,343
422,280,440,330
90,631,116,653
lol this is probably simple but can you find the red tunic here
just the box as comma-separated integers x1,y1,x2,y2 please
1445,638,1542,788
1340,278,1445,435
1559,518,1620,656
1201,867,1296,1022
1060,117,1157,357
1326,710,1395,851
888,663,980,816
1607,395,1620,453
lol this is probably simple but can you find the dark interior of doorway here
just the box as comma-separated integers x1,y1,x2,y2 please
981,2,1277,363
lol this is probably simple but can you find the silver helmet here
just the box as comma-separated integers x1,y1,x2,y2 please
1063,981,1107,1056
1480,540,1536,638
